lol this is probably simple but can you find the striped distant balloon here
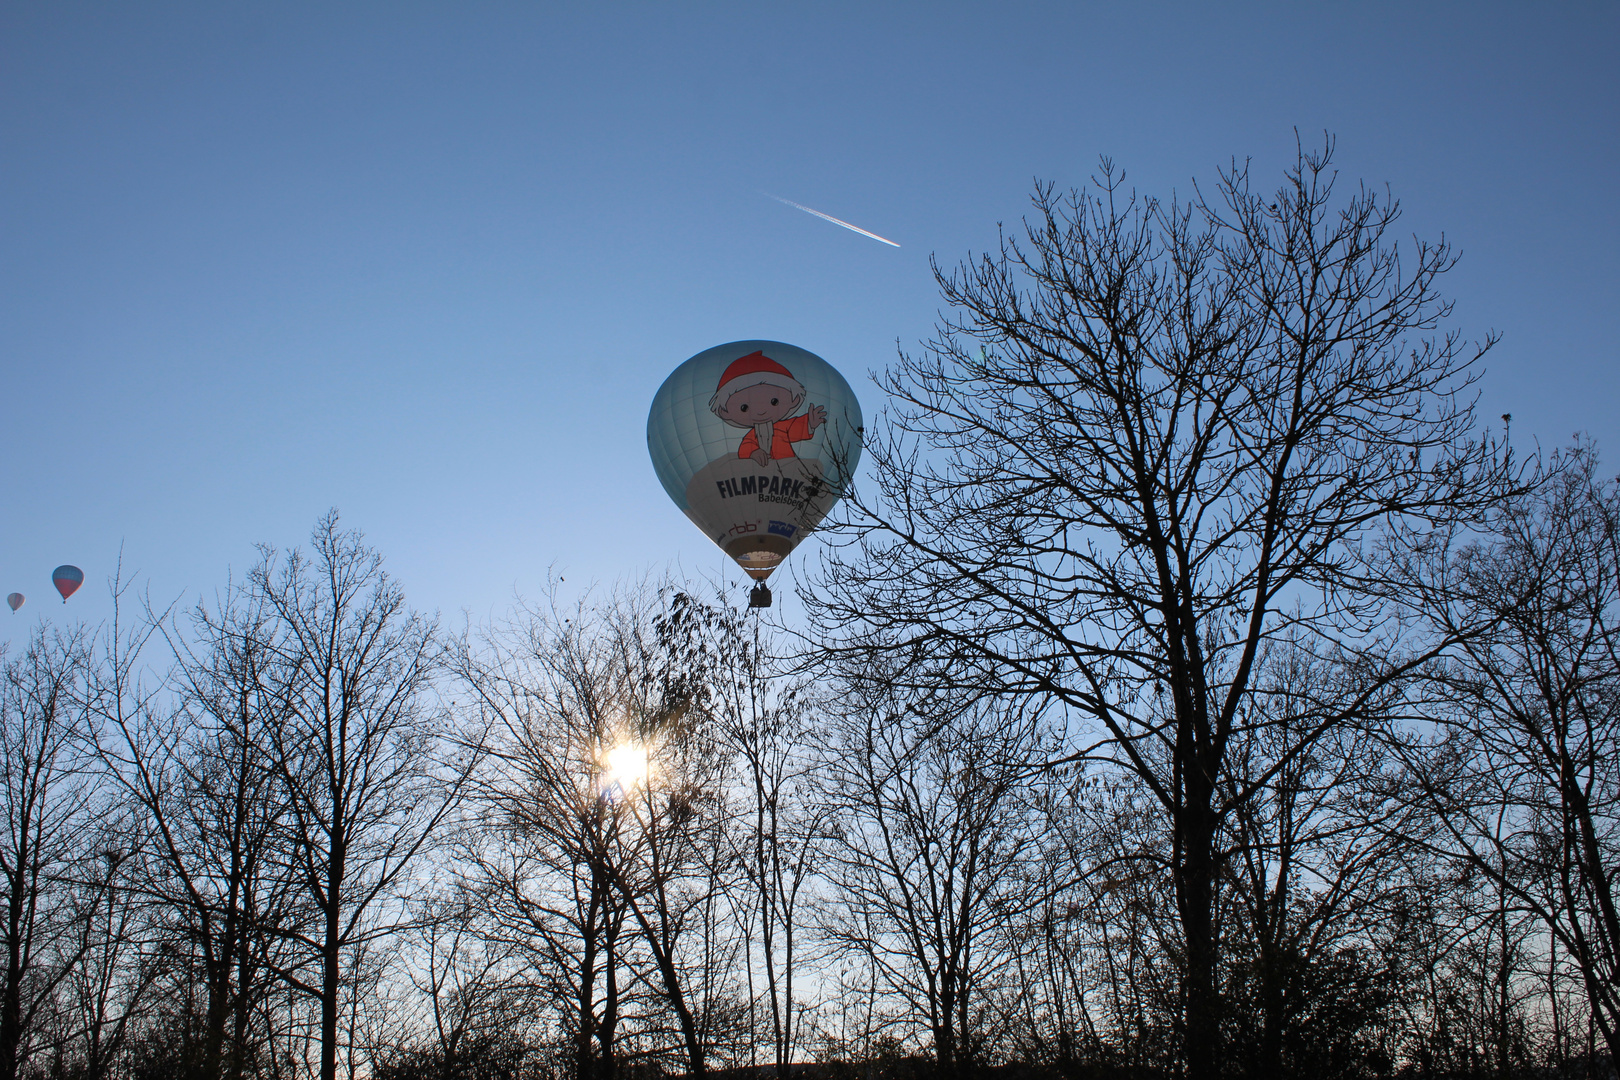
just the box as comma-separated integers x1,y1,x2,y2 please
52,565,84,602
5,593,22,612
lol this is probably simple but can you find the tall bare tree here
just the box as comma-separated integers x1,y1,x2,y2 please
700,603,821,1080
257,512,474,1080
461,583,741,1080
808,137,1517,1078
90,581,301,1080
459,588,653,1080
0,627,99,1080
1394,441,1620,1074
604,589,738,1079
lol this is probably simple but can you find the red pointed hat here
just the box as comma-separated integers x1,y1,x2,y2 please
710,350,806,413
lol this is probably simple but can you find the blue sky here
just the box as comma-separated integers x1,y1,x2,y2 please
3,2,1615,643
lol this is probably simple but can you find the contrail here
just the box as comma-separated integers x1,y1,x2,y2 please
766,194,900,248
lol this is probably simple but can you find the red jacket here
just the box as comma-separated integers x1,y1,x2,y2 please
738,413,814,460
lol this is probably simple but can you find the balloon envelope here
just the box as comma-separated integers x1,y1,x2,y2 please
52,565,84,601
648,340,862,581
5,593,22,612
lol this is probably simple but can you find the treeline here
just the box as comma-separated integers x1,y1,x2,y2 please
3,464,1617,1080
4,139,1617,1080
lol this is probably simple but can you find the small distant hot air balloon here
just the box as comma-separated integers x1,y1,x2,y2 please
52,565,84,603
6,593,22,612
647,340,862,607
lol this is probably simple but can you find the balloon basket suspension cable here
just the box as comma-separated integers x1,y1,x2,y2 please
749,582,772,609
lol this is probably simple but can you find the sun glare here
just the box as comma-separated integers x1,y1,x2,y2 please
603,743,651,794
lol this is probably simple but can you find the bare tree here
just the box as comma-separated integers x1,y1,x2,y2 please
462,583,741,1080
703,606,821,1080
1381,855,1543,1077
257,512,474,1080
1395,441,1620,1075
54,840,156,1080
0,627,99,1080
1031,773,1182,1072
90,582,299,1080
817,663,1053,1073
807,137,1516,1078
395,886,531,1080
1218,642,1413,1078
459,588,653,1080
605,589,739,1079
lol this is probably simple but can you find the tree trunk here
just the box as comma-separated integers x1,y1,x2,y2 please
204,949,229,1080
599,923,619,1080
932,974,957,1076
576,925,597,1080
622,886,704,1078
653,944,704,1077
0,983,18,1080
2,872,28,1080
1259,938,1283,1079
1177,790,1219,1080
321,835,345,1080
321,924,340,1080
779,912,795,1080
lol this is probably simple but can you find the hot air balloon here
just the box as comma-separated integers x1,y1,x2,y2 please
52,565,84,602
6,593,22,612
648,340,862,607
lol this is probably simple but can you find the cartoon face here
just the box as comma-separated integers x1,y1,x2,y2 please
714,382,804,428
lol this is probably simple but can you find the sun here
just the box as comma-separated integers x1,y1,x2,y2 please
603,743,651,793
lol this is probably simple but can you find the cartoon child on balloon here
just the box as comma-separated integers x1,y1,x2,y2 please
708,351,826,466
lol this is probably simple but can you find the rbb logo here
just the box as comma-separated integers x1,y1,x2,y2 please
728,520,760,536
